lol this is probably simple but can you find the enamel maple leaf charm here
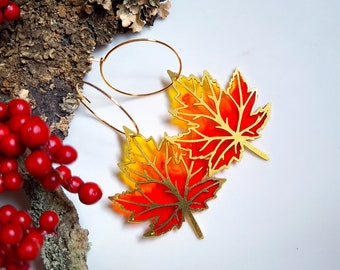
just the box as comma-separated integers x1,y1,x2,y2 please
167,69,271,175
110,128,225,239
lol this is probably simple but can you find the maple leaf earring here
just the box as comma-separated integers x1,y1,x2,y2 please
75,38,271,239
110,128,225,239
74,39,229,239
75,81,226,240
167,69,271,175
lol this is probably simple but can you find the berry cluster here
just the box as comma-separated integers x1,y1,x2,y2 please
0,98,102,204
0,0,20,25
0,98,103,267
0,205,59,269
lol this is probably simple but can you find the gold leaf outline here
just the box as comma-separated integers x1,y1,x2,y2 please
110,129,225,238
167,69,271,175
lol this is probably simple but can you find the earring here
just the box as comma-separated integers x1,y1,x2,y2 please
166,68,271,176
90,38,182,97
76,39,271,239
76,81,139,135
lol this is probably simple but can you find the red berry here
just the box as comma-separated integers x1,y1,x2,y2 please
0,175,4,193
46,135,62,155
0,244,17,264
3,2,20,21
0,133,26,157
0,157,18,174
25,150,52,177
54,145,77,164
7,114,30,133
3,171,23,191
5,262,30,270
55,165,72,182
7,99,31,117
63,175,84,193
0,244,18,268
24,229,44,247
20,116,50,149
9,210,32,230
0,102,7,119
39,210,59,233
0,123,10,141
0,0,10,9
0,223,23,244
0,204,17,224
40,169,62,191
78,182,102,205
16,239,40,261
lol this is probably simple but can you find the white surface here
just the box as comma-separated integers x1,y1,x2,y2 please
4,0,340,269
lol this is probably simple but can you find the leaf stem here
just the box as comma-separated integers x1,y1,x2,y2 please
243,141,269,160
185,211,204,239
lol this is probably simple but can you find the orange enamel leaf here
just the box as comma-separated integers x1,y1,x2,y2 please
167,69,271,175
110,128,225,238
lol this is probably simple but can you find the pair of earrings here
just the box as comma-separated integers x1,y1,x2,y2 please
76,38,271,239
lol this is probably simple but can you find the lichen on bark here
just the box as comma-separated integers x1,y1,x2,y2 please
23,178,89,270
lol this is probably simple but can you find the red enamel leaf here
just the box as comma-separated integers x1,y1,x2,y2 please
167,69,271,175
110,128,225,238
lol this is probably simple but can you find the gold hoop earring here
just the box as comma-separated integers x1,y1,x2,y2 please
76,81,139,135
91,38,182,97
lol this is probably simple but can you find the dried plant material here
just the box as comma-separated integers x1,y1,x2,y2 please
116,0,171,32
117,4,146,32
87,0,112,11
158,0,171,18
167,70,271,175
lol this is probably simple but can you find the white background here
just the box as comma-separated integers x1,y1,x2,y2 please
66,0,340,270
67,1,340,269
4,0,340,269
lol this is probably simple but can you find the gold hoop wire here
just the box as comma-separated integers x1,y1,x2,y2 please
76,81,139,135
97,38,182,97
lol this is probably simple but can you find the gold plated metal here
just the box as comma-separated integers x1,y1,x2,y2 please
76,81,139,135
96,38,182,97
